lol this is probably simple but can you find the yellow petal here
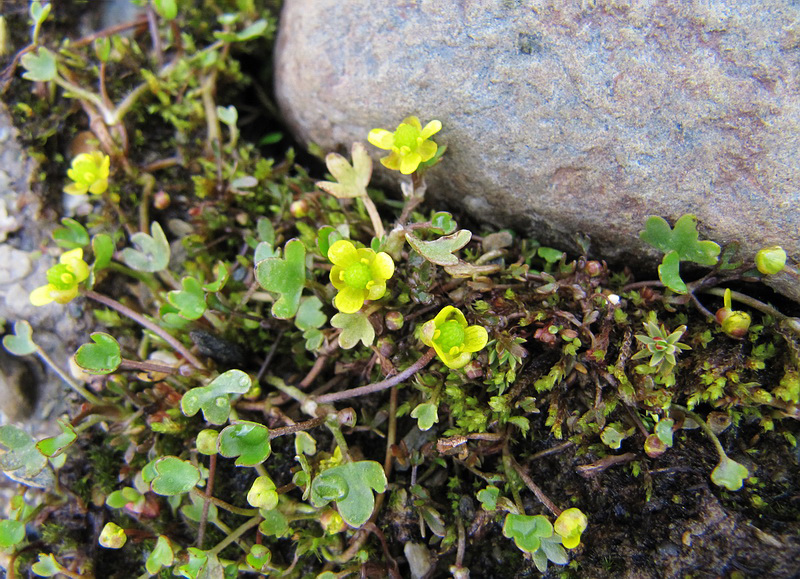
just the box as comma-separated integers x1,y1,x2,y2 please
334,286,366,314
561,533,580,549
420,320,437,347
432,305,457,327
330,265,347,290
379,151,402,171
367,129,395,150
327,240,359,267
29,284,55,306
88,178,108,195
370,251,394,281
399,152,422,175
63,182,87,196
462,326,488,353
52,286,78,304
420,119,442,140
402,116,422,130
441,350,472,370
366,281,386,301
417,140,438,163
60,249,90,283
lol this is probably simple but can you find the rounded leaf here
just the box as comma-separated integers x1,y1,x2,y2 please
74,332,121,375
149,456,201,496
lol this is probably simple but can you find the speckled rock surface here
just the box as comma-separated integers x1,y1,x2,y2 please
0,103,84,431
275,0,800,300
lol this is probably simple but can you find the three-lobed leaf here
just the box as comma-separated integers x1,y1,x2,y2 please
310,460,387,528
502,513,553,554
330,311,374,349
316,142,372,199
146,456,201,496
181,369,252,425
146,536,174,575
74,332,121,375
406,230,471,266
255,239,306,319
121,221,170,273
657,250,688,294
640,214,720,266
0,425,47,477
217,421,271,467
36,419,76,458
410,402,439,431
167,276,207,320
20,47,57,82
52,218,89,249
0,519,25,548
3,321,38,357
711,456,749,491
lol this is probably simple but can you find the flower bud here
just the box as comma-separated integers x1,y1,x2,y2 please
385,311,404,331
290,199,309,218
153,190,170,210
720,310,751,339
755,246,786,275
196,429,219,455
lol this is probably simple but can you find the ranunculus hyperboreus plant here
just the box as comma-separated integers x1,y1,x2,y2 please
29,248,90,306
64,151,110,196
421,306,488,369
368,116,442,175
328,239,394,314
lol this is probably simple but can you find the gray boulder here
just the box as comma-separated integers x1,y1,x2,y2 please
275,0,800,300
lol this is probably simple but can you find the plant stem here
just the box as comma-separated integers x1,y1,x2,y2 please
208,515,261,556
82,289,205,369
670,404,727,461
702,287,789,322
197,452,216,549
268,416,326,439
508,453,562,517
191,488,257,517
315,348,436,404
35,348,102,406
361,196,386,239
119,359,177,374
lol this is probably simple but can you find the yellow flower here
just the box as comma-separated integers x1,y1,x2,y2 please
328,240,394,314
420,306,488,370
368,116,442,175
30,248,90,306
554,508,588,549
64,151,110,196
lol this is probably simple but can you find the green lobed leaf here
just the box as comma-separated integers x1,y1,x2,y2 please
146,536,174,575
477,486,500,511
406,230,472,266
181,369,252,425
167,276,207,320
410,402,439,431
153,0,177,20
711,456,749,491
431,211,457,235
257,217,275,245
52,218,89,249
0,519,25,548
91,233,114,271
331,311,375,349
31,553,65,577
74,332,121,375
3,321,38,357
259,510,290,537
247,475,278,510
654,418,674,447
640,214,720,266
120,221,170,273
310,460,387,528
148,456,201,496
316,225,343,257
316,142,372,199
539,536,568,565
0,425,47,477
295,296,326,331
254,239,306,319
216,105,237,126
180,492,218,523
20,47,57,82
502,513,554,554
30,1,51,25
657,250,688,294
236,19,270,41
202,262,229,292
36,419,76,457
246,544,271,573
217,421,271,466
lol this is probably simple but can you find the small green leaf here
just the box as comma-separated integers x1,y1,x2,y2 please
31,553,65,577
711,456,749,491
153,0,178,20
254,241,277,263
295,296,326,331
256,218,275,244
331,311,374,349
246,544,271,573
640,214,720,266
295,431,316,456
91,233,114,271
0,519,25,548
175,548,223,579
247,475,278,510
600,424,628,450
74,332,121,375
146,536,174,575
410,402,438,431
316,142,372,199
148,456,200,496
0,425,47,477
202,262,229,292
258,510,289,537
20,47,57,82
216,105,237,127
36,419,76,457
180,492,218,523
217,421,271,467
167,276,207,320
502,513,554,554
431,211,457,235
120,221,170,273
236,19,270,41
537,246,564,264
654,418,674,447
3,321,38,356
255,239,306,319
539,536,568,565
658,250,688,294
30,1,51,25
406,230,472,266
477,486,500,511
52,218,89,249
99,522,127,549
316,226,343,257
181,369,252,425
310,460,387,528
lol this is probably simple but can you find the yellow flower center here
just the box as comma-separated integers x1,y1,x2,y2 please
343,260,372,290
435,320,465,354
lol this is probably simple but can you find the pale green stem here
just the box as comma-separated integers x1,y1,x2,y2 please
208,515,261,556
361,196,386,239
325,416,351,462
191,488,258,517
671,404,727,462
35,347,102,405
